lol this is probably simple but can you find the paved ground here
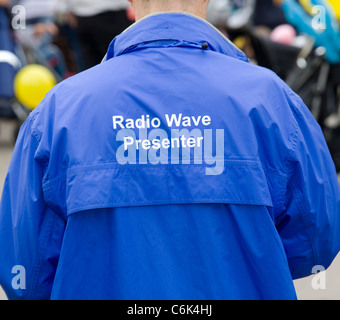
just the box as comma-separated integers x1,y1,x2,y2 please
0,119,339,300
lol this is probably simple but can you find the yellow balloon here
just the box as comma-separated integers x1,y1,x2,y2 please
14,64,56,110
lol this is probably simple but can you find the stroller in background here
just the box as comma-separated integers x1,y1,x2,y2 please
249,32,340,171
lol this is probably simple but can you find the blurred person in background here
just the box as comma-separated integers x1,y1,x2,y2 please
274,0,340,65
253,0,287,31
12,0,67,78
62,0,132,70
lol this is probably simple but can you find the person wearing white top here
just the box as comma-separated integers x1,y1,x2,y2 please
63,0,129,17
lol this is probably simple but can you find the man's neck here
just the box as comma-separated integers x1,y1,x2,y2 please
132,1,209,21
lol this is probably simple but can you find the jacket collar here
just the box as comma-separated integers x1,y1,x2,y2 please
105,12,248,62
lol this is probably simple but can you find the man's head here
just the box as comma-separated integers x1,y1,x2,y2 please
128,0,211,21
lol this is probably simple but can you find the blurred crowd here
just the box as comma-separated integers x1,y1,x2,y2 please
0,0,339,78
0,0,135,79
208,0,340,63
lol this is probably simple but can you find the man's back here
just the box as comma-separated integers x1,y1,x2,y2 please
0,13,339,300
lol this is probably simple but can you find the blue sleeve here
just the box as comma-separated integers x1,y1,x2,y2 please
276,90,340,279
0,113,65,300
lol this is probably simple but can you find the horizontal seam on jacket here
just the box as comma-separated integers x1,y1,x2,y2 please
67,198,274,215
42,159,264,191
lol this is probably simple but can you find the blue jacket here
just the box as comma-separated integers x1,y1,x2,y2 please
1,13,340,300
